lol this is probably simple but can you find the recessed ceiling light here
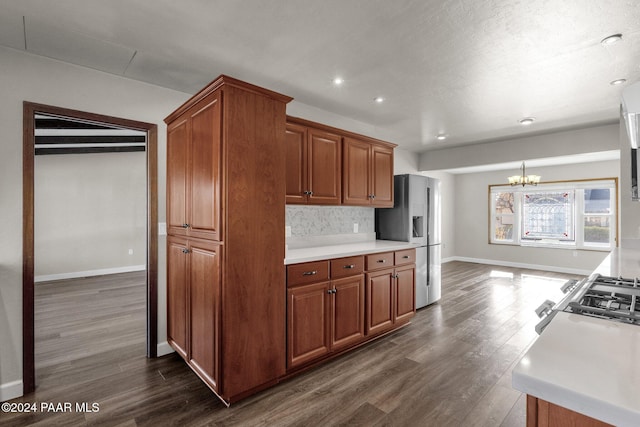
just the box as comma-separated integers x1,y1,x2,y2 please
610,78,627,86
374,96,385,103
436,134,447,140
332,77,344,86
519,117,535,126
600,34,623,45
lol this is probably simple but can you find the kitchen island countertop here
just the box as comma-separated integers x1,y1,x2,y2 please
512,247,640,427
285,240,418,265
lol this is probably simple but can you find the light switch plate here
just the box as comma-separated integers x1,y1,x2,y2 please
158,222,167,236
353,223,359,233
285,226,292,237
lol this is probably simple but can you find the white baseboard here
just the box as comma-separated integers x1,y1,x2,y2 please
449,256,591,276
157,341,175,357
35,265,146,283
1,380,23,402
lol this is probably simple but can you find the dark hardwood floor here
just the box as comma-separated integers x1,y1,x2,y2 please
4,262,579,426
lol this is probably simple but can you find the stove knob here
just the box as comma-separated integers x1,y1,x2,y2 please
535,299,555,318
560,279,579,294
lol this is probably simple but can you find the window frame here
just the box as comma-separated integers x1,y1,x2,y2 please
488,178,618,251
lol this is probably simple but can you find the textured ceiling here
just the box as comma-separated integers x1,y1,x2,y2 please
1,0,639,153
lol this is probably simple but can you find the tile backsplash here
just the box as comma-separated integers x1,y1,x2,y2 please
286,205,374,237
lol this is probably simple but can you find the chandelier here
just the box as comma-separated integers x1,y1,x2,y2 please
508,161,541,186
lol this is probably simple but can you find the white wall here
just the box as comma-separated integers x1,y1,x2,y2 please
419,124,619,171
450,160,619,274
0,46,191,400
34,152,146,280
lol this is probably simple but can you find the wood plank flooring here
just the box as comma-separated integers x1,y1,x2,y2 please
4,262,579,426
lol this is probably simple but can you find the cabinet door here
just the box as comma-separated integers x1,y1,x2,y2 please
331,275,365,351
166,236,189,359
307,128,341,204
287,282,331,368
342,137,371,205
189,92,221,241
394,265,416,324
189,239,221,391
371,144,394,207
167,119,189,236
366,269,395,335
285,123,308,204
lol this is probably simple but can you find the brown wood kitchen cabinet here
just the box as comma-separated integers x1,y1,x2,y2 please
342,137,394,207
165,75,292,404
526,395,613,427
365,250,416,336
167,235,220,389
287,256,365,369
166,90,221,241
285,118,342,205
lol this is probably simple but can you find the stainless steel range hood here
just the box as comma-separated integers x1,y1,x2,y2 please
622,82,640,149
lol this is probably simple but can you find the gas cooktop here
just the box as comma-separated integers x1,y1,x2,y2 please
567,275,639,324
535,274,640,334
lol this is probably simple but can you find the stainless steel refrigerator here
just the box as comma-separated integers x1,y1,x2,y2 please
375,174,441,308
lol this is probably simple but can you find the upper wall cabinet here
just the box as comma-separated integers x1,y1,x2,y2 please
167,91,221,241
343,137,394,207
286,116,396,207
285,120,341,205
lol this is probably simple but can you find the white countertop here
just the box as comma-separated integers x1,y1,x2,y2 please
285,240,418,265
593,247,640,278
512,247,640,427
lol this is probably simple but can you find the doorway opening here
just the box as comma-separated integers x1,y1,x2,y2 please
23,102,158,394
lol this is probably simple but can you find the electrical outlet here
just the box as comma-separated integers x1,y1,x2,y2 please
285,226,292,237
158,222,167,236
353,223,359,233
128,249,134,255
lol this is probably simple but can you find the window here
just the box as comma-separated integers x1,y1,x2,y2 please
489,179,617,250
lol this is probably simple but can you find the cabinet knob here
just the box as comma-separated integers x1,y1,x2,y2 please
182,248,190,254
344,264,355,269
403,255,410,259
369,194,376,199
327,288,336,294
302,270,317,276
182,223,190,228
377,259,386,263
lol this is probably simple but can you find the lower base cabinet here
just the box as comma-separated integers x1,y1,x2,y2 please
331,275,366,351
287,250,415,371
287,274,365,369
287,281,331,368
167,236,221,391
365,252,416,336
527,395,613,427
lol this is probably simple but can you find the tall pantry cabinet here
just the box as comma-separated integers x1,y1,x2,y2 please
165,75,292,404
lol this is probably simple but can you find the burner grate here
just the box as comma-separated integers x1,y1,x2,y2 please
565,275,640,325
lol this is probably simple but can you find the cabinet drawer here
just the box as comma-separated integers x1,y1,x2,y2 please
287,261,330,287
365,252,394,271
330,256,364,279
395,249,416,266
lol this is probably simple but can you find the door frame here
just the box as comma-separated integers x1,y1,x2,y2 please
22,101,158,394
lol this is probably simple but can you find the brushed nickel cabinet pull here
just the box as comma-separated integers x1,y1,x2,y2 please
377,259,386,263
302,271,317,276
403,255,410,259
344,264,355,269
